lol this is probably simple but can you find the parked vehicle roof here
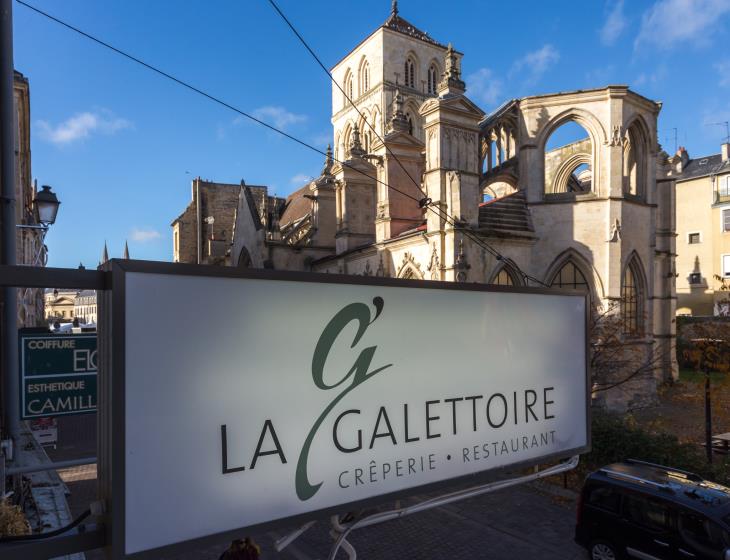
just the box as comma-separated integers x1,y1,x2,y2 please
588,460,730,524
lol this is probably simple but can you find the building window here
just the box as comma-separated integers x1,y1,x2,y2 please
688,232,701,244
492,269,515,286
622,260,643,336
723,254,730,278
404,58,415,88
428,64,438,94
550,261,590,292
361,61,370,94
723,209,730,232
720,176,730,197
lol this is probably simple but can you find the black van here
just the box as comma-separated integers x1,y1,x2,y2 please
575,459,730,560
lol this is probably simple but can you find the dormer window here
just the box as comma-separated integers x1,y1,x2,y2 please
404,57,415,88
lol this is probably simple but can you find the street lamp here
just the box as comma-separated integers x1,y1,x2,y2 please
16,185,61,266
33,185,61,226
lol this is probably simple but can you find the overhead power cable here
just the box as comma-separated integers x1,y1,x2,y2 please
14,2,426,207
264,0,548,286
17,0,547,286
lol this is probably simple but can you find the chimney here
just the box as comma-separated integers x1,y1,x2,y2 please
722,142,730,162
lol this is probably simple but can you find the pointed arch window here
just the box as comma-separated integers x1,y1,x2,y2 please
550,261,589,292
622,259,643,336
404,57,415,88
360,61,370,94
406,113,414,136
344,71,354,107
428,64,438,94
491,267,520,286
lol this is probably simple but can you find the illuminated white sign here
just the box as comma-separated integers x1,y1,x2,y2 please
118,270,588,556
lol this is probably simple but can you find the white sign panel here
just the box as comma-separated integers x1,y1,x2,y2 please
119,270,588,556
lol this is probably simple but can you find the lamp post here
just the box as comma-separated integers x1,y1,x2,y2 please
2,185,60,445
17,185,61,265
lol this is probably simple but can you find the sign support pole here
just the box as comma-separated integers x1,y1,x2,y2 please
0,0,20,441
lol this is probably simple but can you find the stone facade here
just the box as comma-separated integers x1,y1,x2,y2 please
44,290,76,321
215,4,677,410
14,71,46,327
171,178,270,265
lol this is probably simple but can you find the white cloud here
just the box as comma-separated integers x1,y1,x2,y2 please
634,64,668,88
290,173,313,185
466,68,503,108
600,0,627,45
510,45,560,85
715,59,730,86
130,228,161,243
239,106,307,130
36,110,132,145
635,0,730,51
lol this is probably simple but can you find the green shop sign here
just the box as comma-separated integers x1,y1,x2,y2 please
20,333,97,419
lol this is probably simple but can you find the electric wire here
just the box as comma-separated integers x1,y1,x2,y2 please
13,2,427,208
17,0,548,286
264,0,548,286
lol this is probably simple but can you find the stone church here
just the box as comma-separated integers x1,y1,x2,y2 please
176,3,678,409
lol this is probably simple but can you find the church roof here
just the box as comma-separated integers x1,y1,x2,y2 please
383,3,446,48
279,184,313,227
478,190,535,237
331,3,447,71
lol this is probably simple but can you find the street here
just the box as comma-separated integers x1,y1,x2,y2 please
56,461,586,559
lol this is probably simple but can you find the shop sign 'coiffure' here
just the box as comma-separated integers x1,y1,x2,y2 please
102,262,589,558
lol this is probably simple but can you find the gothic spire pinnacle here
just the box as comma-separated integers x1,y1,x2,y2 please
320,144,334,177
102,241,109,264
438,43,465,95
350,126,366,158
389,88,409,133
391,0,398,17
123,240,130,259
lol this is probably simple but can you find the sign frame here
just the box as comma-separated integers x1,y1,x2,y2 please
99,259,591,560
19,331,97,419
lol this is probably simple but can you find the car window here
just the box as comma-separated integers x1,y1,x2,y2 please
624,494,675,532
586,486,621,513
679,511,728,556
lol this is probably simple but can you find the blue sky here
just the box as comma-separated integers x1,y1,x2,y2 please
13,0,730,267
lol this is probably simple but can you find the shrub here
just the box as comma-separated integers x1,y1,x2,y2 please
0,498,30,537
585,412,729,485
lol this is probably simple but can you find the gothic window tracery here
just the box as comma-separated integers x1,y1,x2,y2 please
360,60,370,95
344,70,354,107
550,261,589,292
622,257,644,336
428,64,438,94
404,57,415,88
491,265,520,286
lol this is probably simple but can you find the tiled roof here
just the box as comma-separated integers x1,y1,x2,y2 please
478,190,534,236
279,184,313,227
383,13,446,48
677,153,730,181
